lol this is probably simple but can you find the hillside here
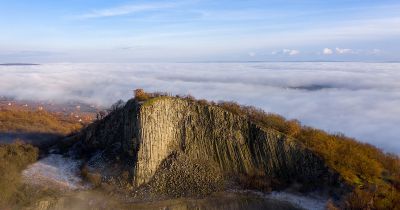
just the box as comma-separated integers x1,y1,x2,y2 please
0,109,82,134
65,91,400,209
0,108,84,147
0,106,85,208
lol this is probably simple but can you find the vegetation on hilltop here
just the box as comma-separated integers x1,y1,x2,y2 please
133,90,400,209
216,101,400,209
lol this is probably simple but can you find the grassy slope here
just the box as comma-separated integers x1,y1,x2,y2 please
0,108,83,208
0,109,82,134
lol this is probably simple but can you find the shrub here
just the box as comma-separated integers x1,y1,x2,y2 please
344,187,374,209
134,89,150,101
198,99,210,106
0,161,20,206
0,142,39,207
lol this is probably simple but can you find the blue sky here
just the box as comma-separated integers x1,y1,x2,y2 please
1,0,400,62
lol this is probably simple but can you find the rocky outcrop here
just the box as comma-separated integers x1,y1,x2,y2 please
74,97,340,192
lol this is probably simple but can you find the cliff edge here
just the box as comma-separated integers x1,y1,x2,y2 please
69,96,342,197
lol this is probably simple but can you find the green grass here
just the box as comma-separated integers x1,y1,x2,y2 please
141,96,171,107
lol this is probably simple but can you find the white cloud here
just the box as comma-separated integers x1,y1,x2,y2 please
321,47,384,56
233,17,400,52
323,48,333,55
1,63,400,153
336,47,354,54
76,2,177,19
282,49,300,56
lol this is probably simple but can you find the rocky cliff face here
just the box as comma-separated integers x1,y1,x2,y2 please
74,97,340,193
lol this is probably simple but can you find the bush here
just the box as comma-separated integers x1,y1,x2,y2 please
344,187,375,209
342,185,400,210
0,142,39,207
134,89,150,101
0,161,20,206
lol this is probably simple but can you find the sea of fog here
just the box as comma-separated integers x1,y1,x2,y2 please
1,62,399,153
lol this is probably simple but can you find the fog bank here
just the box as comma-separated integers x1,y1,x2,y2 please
1,62,399,153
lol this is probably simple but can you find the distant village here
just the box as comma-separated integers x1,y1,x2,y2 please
0,96,99,124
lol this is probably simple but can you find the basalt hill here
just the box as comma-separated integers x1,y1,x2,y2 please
67,94,340,195
62,91,399,209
